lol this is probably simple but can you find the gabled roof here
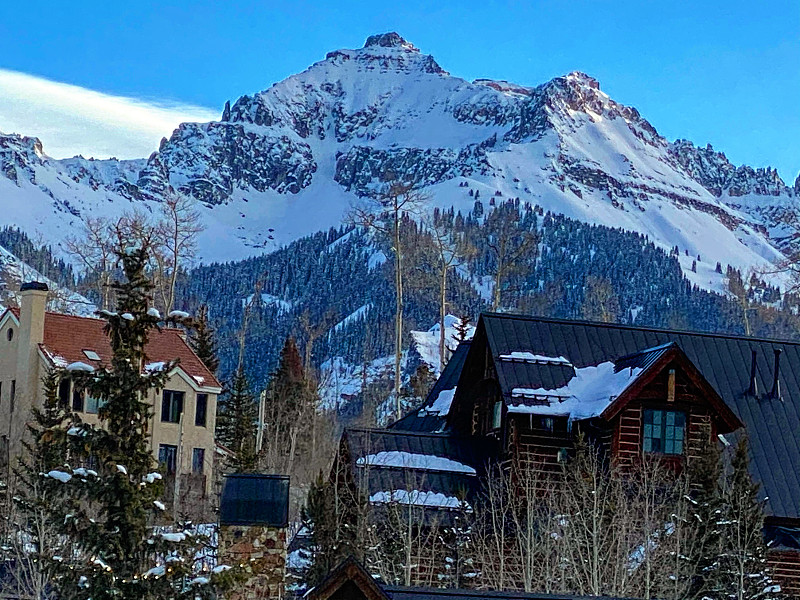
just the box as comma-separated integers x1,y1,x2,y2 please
2,308,220,389
603,343,742,431
309,557,640,600
476,312,800,519
307,556,388,600
390,341,471,433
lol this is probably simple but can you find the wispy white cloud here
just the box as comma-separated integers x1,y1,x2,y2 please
0,69,219,160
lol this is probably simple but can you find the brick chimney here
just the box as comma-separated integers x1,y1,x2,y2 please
219,474,289,599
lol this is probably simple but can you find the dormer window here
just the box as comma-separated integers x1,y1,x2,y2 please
643,409,685,455
83,350,101,361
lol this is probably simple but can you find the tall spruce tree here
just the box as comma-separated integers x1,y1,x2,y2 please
30,241,234,600
216,366,258,472
688,436,724,600
708,438,778,600
7,368,74,600
188,304,219,375
259,337,316,474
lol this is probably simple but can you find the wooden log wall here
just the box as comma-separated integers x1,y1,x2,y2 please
769,549,800,597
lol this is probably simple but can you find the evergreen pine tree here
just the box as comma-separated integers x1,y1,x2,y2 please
260,337,316,473
702,438,778,600
7,368,74,600
216,366,258,472
715,438,778,600
302,472,341,588
30,241,235,600
188,304,219,375
454,314,472,344
687,437,723,599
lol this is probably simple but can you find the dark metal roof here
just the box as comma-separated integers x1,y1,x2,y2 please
390,342,472,433
385,585,639,600
479,313,800,519
219,473,289,527
343,428,490,517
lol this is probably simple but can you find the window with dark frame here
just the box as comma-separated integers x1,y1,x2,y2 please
58,379,71,406
643,409,685,455
492,401,503,429
158,444,177,474
195,394,208,427
192,448,205,474
161,390,184,423
72,388,84,412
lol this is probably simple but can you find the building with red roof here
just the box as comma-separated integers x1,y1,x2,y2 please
0,282,222,513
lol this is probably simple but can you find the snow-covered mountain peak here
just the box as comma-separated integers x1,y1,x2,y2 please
363,32,417,51
0,35,797,290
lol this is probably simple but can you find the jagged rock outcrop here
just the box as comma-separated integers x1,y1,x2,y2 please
0,33,795,287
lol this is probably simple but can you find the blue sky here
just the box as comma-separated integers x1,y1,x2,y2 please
0,0,797,180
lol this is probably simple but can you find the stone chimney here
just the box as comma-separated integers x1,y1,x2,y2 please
218,474,289,599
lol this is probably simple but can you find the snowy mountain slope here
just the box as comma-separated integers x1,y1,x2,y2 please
0,32,797,291
0,243,94,315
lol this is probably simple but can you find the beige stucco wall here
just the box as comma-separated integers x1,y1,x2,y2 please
0,298,46,468
0,308,219,497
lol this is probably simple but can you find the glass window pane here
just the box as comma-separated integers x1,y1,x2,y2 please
653,411,662,425
667,412,675,426
643,438,651,452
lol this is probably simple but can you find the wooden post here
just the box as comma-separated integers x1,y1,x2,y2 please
667,369,676,403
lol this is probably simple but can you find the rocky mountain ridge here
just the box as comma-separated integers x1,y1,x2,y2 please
0,32,797,291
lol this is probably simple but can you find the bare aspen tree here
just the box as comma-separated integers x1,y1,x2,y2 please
485,201,539,312
582,275,620,323
349,179,427,420
426,217,466,372
363,473,449,586
297,308,337,376
63,216,118,310
152,193,203,314
473,462,515,591
726,268,762,336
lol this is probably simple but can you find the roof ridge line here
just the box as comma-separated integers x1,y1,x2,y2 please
481,312,800,346
345,427,475,441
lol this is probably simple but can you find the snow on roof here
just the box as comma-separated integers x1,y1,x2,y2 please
420,387,456,417
498,352,572,366
369,490,468,510
66,361,95,373
509,361,643,421
356,450,475,475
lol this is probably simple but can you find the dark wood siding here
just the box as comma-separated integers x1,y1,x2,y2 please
611,360,717,469
768,549,800,596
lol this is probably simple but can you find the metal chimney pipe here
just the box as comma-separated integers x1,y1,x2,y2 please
747,350,758,396
770,348,782,400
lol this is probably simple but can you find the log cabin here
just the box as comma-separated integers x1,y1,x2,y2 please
335,313,800,593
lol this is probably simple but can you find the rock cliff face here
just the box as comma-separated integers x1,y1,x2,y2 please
0,32,796,286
